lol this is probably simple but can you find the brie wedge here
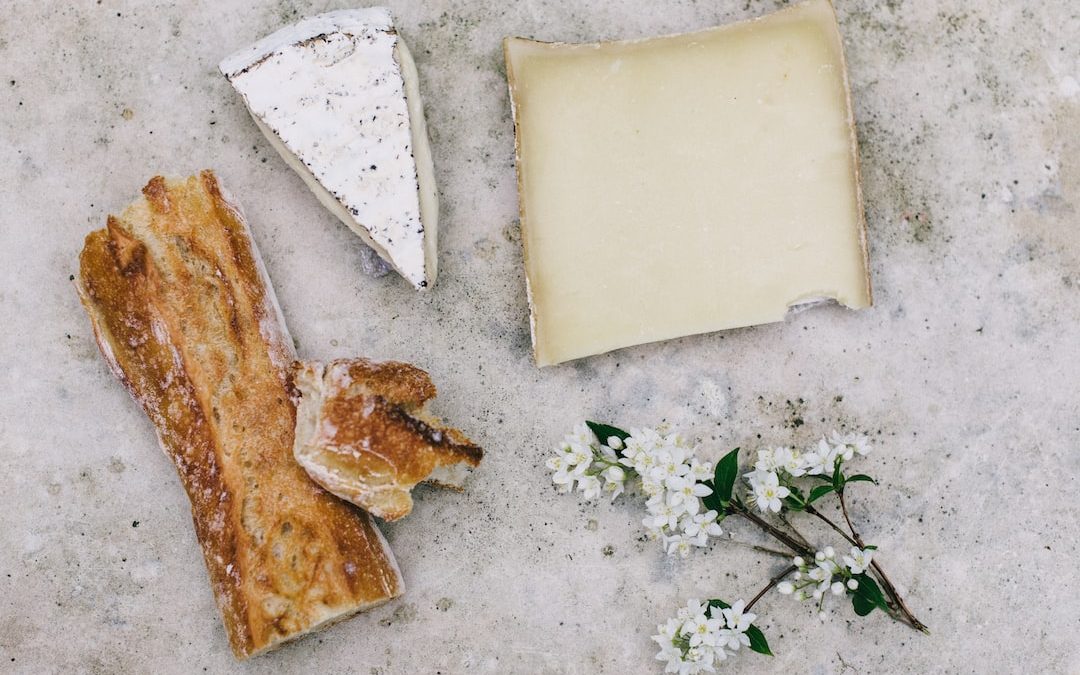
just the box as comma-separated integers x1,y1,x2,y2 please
505,0,872,366
221,8,438,290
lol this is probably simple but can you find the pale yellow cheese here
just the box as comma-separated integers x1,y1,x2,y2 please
504,0,871,366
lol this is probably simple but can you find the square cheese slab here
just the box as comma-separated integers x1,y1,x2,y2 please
505,0,871,366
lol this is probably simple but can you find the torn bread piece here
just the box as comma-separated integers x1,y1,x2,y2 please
76,172,402,659
220,7,438,290
291,358,483,521
505,0,871,366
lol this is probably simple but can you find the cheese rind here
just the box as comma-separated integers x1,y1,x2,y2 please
505,0,871,366
221,8,437,290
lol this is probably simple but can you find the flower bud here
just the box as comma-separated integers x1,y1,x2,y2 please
607,436,624,450
847,579,859,590
793,556,805,567
831,582,845,596
815,551,826,562
824,546,835,559
777,581,794,595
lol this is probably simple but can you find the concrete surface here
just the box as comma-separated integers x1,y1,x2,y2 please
1,0,1078,672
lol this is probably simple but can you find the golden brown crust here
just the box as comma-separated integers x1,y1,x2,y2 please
291,358,483,522
76,171,403,659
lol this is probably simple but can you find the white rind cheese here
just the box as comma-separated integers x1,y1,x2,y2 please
504,0,872,366
221,8,438,290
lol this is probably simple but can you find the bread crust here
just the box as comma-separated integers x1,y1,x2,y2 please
76,171,403,659
291,358,483,521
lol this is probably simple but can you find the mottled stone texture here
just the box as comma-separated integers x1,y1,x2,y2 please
1,0,1077,672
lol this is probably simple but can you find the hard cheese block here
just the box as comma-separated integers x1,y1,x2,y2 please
504,0,871,366
221,8,438,290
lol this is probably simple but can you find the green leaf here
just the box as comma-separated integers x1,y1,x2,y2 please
846,474,877,485
852,591,877,616
782,485,806,511
707,598,731,611
713,448,741,508
808,484,835,503
850,573,888,617
832,460,845,491
700,480,724,514
745,624,773,656
585,421,630,451
782,495,806,512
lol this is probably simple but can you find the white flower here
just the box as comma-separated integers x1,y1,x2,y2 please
716,600,755,652
742,469,768,490
843,547,874,575
545,455,565,472
807,563,830,583
801,439,837,476
566,445,592,473
678,599,708,622
653,617,686,673
689,458,713,482
721,599,756,634
683,646,717,673
603,464,626,483
598,465,627,500
682,510,724,539
643,496,680,533
829,430,871,457
777,581,794,595
667,476,712,516
772,446,805,477
602,479,625,500
682,612,723,647
665,534,694,558
578,475,602,500
751,472,790,513
754,447,779,472
552,469,577,493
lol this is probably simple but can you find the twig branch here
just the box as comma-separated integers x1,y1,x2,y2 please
804,505,858,546
778,511,813,549
745,565,797,611
730,503,813,558
724,536,792,559
838,490,929,634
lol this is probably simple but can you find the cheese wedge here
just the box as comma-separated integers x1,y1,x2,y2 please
504,0,871,366
221,8,438,290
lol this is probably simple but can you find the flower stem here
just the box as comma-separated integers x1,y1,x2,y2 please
730,503,813,558
837,490,930,634
745,565,798,611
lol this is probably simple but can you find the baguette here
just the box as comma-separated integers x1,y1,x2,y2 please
291,358,483,521
76,171,403,658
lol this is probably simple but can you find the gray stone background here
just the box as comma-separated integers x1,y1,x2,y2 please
1,0,1077,672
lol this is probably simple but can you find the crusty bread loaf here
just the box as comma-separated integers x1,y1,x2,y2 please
76,171,403,659
291,358,483,521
